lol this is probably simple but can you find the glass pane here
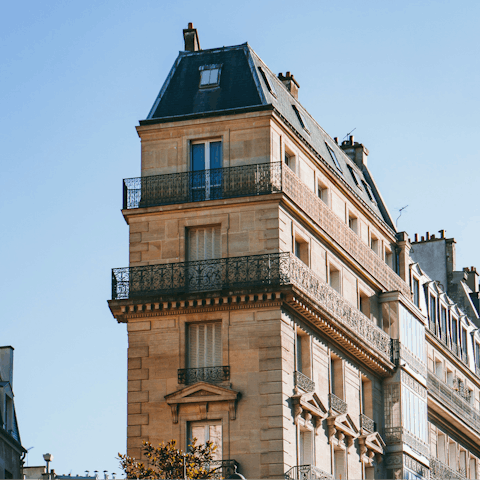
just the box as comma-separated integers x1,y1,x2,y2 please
209,425,222,460
191,425,206,444
209,69,219,84
192,144,205,171
200,70,210,86
210,142,222,169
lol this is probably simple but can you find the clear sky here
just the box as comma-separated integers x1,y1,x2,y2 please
2,0,479,476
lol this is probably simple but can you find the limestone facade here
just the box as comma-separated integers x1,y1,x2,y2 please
109,26,480,479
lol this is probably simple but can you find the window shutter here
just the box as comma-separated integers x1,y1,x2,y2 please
188,323,222,368
188,226,221,261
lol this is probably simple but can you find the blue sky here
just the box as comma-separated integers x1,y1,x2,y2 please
1,0,479,476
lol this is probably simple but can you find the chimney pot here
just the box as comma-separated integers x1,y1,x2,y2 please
334,137,338,144
421,236,425,241
431,234,436,239
349,135,354,144
183,23,201,52
439,229,445,239
414,233,418,242
426,232,430,240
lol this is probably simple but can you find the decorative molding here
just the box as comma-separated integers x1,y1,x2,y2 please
291,391,327,435
326,413,359,453
357,432,386,465
164,382,239,424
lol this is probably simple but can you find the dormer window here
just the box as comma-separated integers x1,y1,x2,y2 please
292,105,310,134
199,64,222,88
361,180,376,204
347,165,362,190
326,143,342,173
258,66,277,97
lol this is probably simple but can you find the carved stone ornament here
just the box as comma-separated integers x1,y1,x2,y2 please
164,381,239,424
326,413,359,454
357,431,386,464
291,392,328,434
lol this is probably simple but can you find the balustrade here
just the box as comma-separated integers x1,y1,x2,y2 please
430,456,467,480
391,339,427,378
294,371,315,393
112,252,392,362
328,393,347,414
208,460,239,479
427,372,480,434
122,162,409,298
383,427,429,457
284,465,333,480
178,366,230,385
360,413,375,433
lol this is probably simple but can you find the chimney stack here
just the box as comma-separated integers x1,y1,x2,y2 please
465,267,479,293
278,72,300,99
183,22,201,52
340,136,369,169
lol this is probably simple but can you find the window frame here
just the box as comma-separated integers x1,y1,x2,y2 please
325,143,343,173
198,64,222,88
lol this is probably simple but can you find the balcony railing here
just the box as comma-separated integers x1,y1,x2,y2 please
360,413,375,433
285,465,333,480
328,393,347,414
112,253,392,362
427,372,480,434
383,427,429,457
430,456,467,480
123,162,282,209
178,366,230,385
294,371,315,393
391,339,427,378
122,162,409,297
208,460,239,479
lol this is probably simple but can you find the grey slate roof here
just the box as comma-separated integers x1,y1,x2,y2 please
142,43,395,231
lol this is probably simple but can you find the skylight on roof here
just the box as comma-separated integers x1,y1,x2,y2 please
258,66,277,97
347,165,362,190
199,64,222,88
326,143,342,173
292,105,310,134
362,180,376,204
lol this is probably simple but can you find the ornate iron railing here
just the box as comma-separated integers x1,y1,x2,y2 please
360,413,375,433
328,393,347,414
391,339,427,377
122,162,409,298
430,456,467,480
123,162,282,209
208,460,239,479
112,253,392,362
383,427,429,457
178,366,230,385
427,372,480,434
453,378,472,402
284,465,333,480
294,371,315,393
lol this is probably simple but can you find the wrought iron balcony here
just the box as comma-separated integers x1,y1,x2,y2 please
178,366,230,385
430,456,467,480
122,161,409,298
360,413,375,433
284,465,333,480
294,371,315,393
208,460,239,479
328,393,347,414
391,339,427,378
112,253,392,362
427,372,480,434
123,162,282,209
383,427,429,457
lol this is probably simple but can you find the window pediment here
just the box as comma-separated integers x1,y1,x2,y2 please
291,392,328,434
358,431,386,464
326,413,359,453
165,382,239,423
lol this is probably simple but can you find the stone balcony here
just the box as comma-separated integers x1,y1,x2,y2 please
111,252,393,368
122,162,410,297
430,456,467,480
427,372,480,435
178,366,230,385
328,393,347,414
294,371,315,393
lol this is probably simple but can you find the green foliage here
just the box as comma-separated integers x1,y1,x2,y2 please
119,438,219,479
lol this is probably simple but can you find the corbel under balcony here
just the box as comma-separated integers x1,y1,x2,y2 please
358,431,386,465
291,391,327,434
326,412,359,453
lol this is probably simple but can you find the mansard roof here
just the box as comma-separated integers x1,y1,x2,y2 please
141,43,395,229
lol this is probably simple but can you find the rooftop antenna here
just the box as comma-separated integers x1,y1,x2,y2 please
343,127,356,141
26,447,34,466
396,205,408,228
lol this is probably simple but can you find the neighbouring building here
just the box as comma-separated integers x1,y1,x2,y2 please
108,24,480,479
0,346,26,479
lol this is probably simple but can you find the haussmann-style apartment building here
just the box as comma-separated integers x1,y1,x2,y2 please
108,25,480,480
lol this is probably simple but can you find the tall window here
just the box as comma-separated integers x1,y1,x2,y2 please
188,226,221,261
299,429,314,465
429,295,437,331
188,323,222,369
461,328,468,356
412,277,420,307
191,140,222,200
188,421,222,460
441,307,447,337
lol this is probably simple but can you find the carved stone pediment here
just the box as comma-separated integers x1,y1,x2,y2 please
358,431,386,464
165,382,239,423
291,392,328,434
326,413,359,453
